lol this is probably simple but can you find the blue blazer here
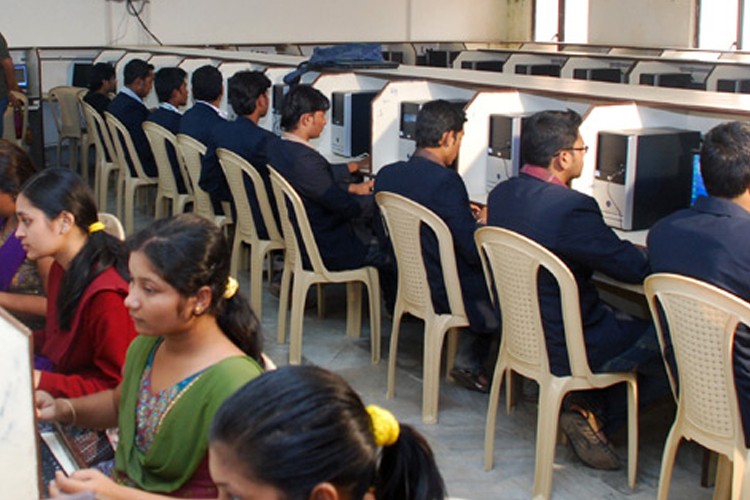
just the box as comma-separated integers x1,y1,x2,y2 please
374,155,499,336
648,195,750,444
267,139,371,271
213,117,279,239
147,107,185,193
179,102,228,209
108,92,157,177
487,173,650,375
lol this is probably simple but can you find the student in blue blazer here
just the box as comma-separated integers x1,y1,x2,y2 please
147,67,188,193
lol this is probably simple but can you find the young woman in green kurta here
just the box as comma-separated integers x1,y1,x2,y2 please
37,214,265,499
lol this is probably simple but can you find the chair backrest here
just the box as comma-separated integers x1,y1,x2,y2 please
143,121,184,198
97,212,125,240
176,134,215,220
2,91,28,147
217,149,282,244
645,273,750,451
475,226,591,379
375,191,466,319
48,86,86,139
268,165,326,274
104,112,151,180
79,99,117,168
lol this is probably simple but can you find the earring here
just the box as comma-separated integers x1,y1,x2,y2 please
194,307,203,315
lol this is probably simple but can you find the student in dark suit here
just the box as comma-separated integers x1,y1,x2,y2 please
107,59,156,177
83,62,116,118
147,67,188,193
487,110,666,470
374,100,499,393
179,65,227,214
266,84,374,272
648,120,750,445
212,70,277,238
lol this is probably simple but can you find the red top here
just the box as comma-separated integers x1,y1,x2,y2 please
35,262,137,398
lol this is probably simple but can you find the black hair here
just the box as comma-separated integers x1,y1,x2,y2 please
127,214,263,363
210,365,446,500
191,65,223,102
123,59,154,86
700,121,750,198
415,100,466,148
0,139,38,195
227,70,271,116
154,67,187,103
280,84,329,131
521,109,582,167
20,168,128,330
88,62,115,92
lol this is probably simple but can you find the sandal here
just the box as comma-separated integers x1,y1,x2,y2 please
450,368,490,394
559,410,621,470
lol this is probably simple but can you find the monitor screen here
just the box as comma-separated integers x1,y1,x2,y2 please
399,102,422,140
14,64,28,89
691,152,708,205
72,63,94,88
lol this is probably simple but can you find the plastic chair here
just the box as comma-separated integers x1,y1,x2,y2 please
217,148,284,318
97,212,125,240
175,134,230,230
49,86,89,179
644,273,750,500
2,90,28,148
375,191,466,425
268,166,380,365
104,112,158,235
79,99,120,212
475,226,638,499
143,122,193,218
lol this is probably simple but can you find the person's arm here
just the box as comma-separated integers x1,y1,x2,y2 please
36,383,120,429
294,149,364,220
1,56,19,107
49,469,215,500
433,173,483,267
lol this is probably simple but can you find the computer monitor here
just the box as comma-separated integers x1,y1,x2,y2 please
13,64,28,90
72,63,94,88
691,152,708,205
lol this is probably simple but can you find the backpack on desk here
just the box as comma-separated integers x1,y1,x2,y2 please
283,43,387,85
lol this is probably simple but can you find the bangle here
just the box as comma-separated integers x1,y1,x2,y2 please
59,398,76,426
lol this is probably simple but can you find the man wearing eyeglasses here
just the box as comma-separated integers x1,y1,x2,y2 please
486,109,666,472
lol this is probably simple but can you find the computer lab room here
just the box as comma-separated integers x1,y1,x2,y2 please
3,0,750,498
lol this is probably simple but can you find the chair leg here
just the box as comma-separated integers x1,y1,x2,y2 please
124,182,135,235
531,383,566,500
484,357,508,470
445,328,458,379
316,284,326,319
366,270,381,364
626,379,639,489
248,245,265,320
345,281,363,339
657,423,682,500
288,276,311,365
230,231,242,278
422,319,450,425
713,454,732,500
276,265,292,344
386,306,404,399
730,451,745,500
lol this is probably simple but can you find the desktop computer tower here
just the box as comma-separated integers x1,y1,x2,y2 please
486,113,529,191
330,90,378,157
515,64,561,77
271,83,289,136
592,128,701,230
639,73,695,89
572,68,624,83
716,78,750,94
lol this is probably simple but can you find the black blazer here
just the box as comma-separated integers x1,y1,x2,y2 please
108,92,156,177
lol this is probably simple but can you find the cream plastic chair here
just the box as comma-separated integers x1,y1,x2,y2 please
268,166,380,365
476,226,638,499
97,212,125,240
105,112,158,235
49,86,89,179
375,191,465,425
175,134,229,230
2,90,28,148
79,100,120,212
217,149,284,318
644,273,750,500
143,122,192,218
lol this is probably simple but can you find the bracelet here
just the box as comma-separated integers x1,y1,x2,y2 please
59,398,77,426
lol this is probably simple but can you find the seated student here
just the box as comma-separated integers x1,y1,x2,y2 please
15,168,136,397
179,65,228,214
266,84,375,272
39,213,266,498
83,62,116,118
108,59,157,178
374,100,499,392
147,67,189,193
487,110,666,470
212,70,278,239
0,140,52,327
648,120,750,445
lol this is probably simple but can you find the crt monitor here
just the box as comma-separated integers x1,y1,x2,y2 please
72,63,94,88
14,64,28,89
691,152,708,205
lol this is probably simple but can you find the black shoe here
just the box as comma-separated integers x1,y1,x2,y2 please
559,411,621,470
450,368,490,394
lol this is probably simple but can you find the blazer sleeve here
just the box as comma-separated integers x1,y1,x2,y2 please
294,149,366,219
431,172,481,267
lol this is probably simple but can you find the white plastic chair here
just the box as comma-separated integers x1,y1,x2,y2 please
49,86,89,179
476,226,638,499
79,99,120,212
375,191,465,425
97,212,125,241
645,273,750,500
143,122,192,218
217,148,284,318
268,166,381,366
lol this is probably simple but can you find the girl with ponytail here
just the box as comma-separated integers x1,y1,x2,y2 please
37,213,265,498
16,167,136,397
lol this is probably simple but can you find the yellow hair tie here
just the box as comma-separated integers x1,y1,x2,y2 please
366,405,400,447
88,221,106,234
223,276,239,299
